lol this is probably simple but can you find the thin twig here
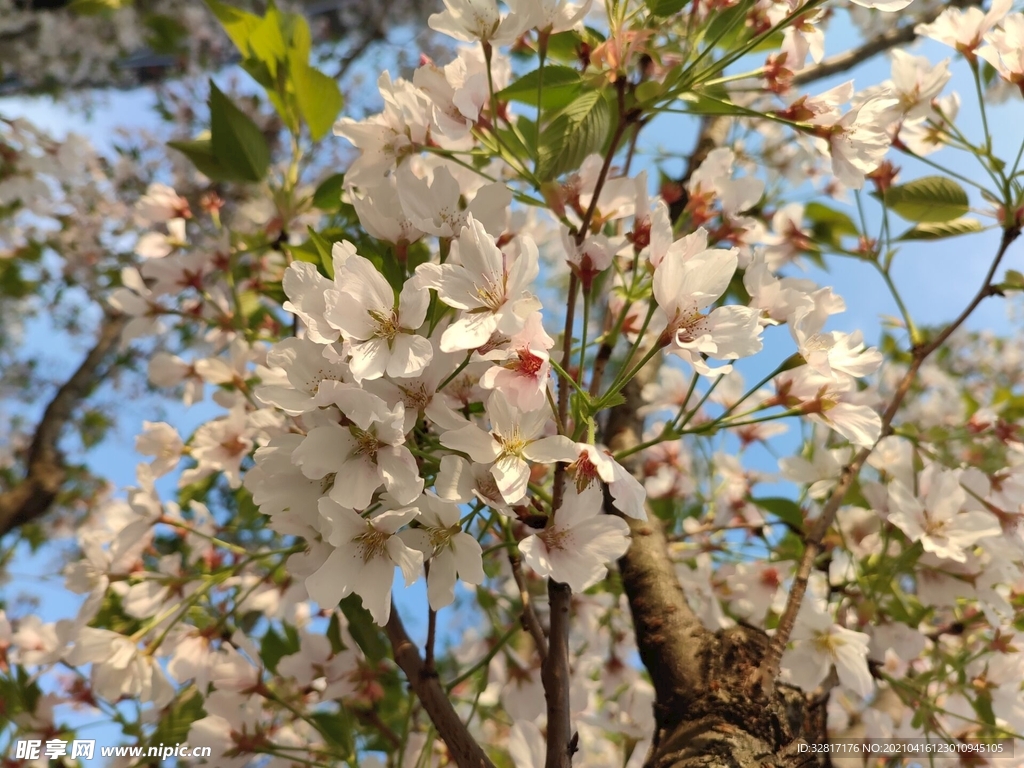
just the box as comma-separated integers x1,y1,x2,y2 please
508,549,549,661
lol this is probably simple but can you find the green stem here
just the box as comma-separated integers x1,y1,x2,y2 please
446,623,520,690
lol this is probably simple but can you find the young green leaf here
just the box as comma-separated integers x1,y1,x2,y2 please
646,0,688,18
882,176,969,223
497,66,583,110
896,217,983,240
204,0,261,54
537,90,612,181
166,138,237,182
291,61,344,141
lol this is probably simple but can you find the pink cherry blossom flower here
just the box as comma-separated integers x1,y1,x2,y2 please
479,312,553,412
569,443,647,520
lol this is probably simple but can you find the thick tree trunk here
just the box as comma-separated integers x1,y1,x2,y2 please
602,370,830,768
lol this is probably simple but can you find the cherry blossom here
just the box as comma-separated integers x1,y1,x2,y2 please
651,241,763,375
519,484,631,592
888,465,1002,563
305,499,423,624
398,493,485,609
417,216,541,353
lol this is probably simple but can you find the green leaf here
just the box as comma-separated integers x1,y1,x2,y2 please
804,201,859,247
248,8,288,74
289,14,313,62
313,173,346,210
208,82,271,182
149,688,205,748
896,217,982,241
306,226,336,279
166,138,237,182
291,61,344,141
261,625,301,673
752,497,804,531
675,87,749,115
537,90,612,181
497,66,583,110
205,0,261,54
882,176,969,223
311,710,355,756
339,594,389,663
646,0,688,17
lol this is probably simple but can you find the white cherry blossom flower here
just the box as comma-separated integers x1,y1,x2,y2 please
305,499,423,625
398,493,484,610
652,244,762,376
428,0,520,44
396,164,511,239
915,0,1012,57
435,453,512,514
282,243,355,344
790,303,882,380
979,13,1024,94
325,254,432,382
440,393,577,503
774,367,881,447
255,337,351,416
292,387,423,508
519,484,631,592
334,72,431,185
507,0,593,35
888,466,1001,563
179,406,254,489
417,216,541,353
65,627,175,707
135,421,183,477
781,603,873,698
134,182,190,225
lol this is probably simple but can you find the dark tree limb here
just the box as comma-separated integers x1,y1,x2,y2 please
384,602,496,768
0,312,127,538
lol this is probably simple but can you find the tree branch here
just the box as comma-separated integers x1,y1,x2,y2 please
385,601,496,768
603,370,709,745
0,312,127,538
756,224,1021,695
508,549,549,662
791,0,979,87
